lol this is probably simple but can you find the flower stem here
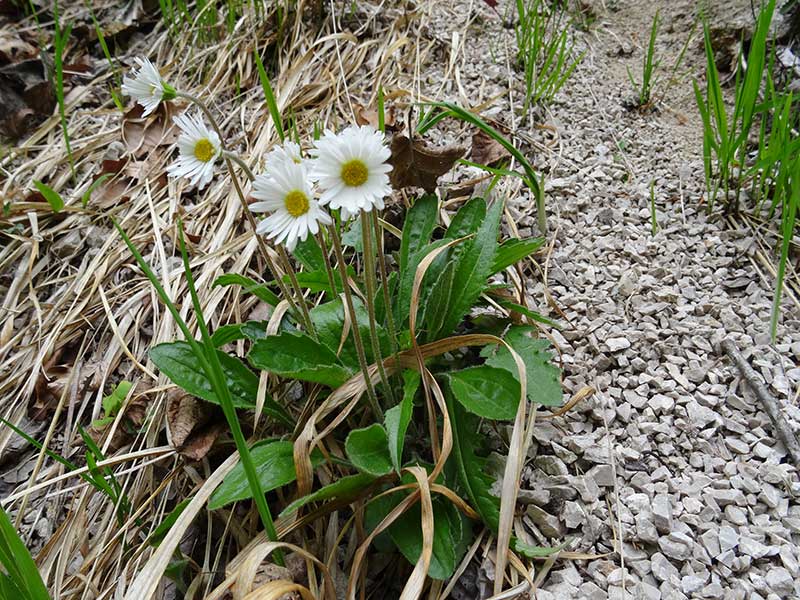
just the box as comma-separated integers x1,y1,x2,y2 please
360,211,394,406
277,245,316,341
176,92,315,338
372,211,398,358
327,223,382,419
316,229,339,298
224,150,256,182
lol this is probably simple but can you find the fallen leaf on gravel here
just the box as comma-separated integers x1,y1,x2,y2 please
388,134,466,193
471,129,509,166
167,390,224,461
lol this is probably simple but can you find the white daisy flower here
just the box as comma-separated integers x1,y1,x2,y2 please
267,140,304,168
309,125,392,219
166,113,222,190
121,57,175,116
251,161,332,251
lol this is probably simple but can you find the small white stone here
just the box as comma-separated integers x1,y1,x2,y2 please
651,552,679,582
718,525,739,553
682,575,705,594
658,532,694,561
652,494,673,533
606,337,631,351
724,505,747,526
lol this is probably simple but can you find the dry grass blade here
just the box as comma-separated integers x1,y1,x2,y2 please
123,451,239,600
243,581,315,600
346,465,434,600
205,540,335,600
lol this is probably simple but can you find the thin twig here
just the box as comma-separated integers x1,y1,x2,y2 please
722,338,800,465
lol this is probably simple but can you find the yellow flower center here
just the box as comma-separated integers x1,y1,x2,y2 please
340,159,369,187
194,139,215,163
284,190,310,217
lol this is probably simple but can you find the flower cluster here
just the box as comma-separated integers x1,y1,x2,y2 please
122,58,393,252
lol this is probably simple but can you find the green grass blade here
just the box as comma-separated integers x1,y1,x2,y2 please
113,219,284,564
770,155,799,341
175,221,284,565
0,506,49,600
253,46,285,142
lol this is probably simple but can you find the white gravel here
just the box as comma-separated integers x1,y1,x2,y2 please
415,0,800,598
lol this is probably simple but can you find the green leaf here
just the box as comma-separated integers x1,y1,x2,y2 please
148,498,191,546
0,575,23,600
292,236,325,272
384,370,419,472
209,441,323,509
211,321,269,346
81,173,113,208
279,473,376,516
213,274,279,307
33,180,64,212
345,424,393,476
103,381,131,415
481,326,562,406
446,397,500,532
91,380,132,428
491,237,544,274
399,194,438,274
444,197,486,240
150,342,291,425
395,238,452,327
446,365,520,420
253,46,285,141
341,218,363,251
287,267,352,295
0,505,49,600
379,495,470,580
248,332,352,387
435,199,503,338
495,300,560,329
418,197,486,305
420,258,457,341
310,298,388,368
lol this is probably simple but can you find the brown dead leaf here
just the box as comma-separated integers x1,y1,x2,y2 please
166,390,223,461
354,102,398,131
101,158,128,175
32,364,70,420
0,58,55,138
471,129,509,166
388,135,466,193
121,102,178,158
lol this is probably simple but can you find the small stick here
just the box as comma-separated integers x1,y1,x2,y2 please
722,338,800,465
